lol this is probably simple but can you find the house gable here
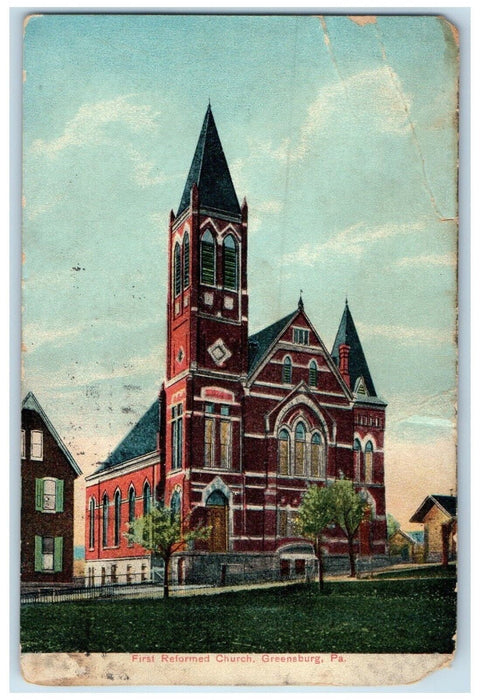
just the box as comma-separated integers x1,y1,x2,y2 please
21,392,81,476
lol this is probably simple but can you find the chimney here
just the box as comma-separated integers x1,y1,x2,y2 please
339,343,350,388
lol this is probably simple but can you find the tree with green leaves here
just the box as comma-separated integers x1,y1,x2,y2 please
297,485,334,591
125,506,210,598
328,479,367,578
387,513,400,539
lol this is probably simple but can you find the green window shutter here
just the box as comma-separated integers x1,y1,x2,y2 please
35,479,44,511
53,537,63,572
55,480,64,513
34,536,43,572
223,247,237,290
201,241,215,285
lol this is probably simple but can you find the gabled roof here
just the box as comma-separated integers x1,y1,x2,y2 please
21,392,82,476
94,399,160,474
331,300,377,397
409,494,457,523
248,310,297,374
389,529,423,545
177,105,241,218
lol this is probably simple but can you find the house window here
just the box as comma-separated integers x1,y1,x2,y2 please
21,429,26,459
223,234,238,290
278,429,290,475
293,328,309,345
294,422,306,475
30,430,43,460
173,242,181,297
171,404,183,471
308,360,318,387
220,404,230,416
365,441,374,482
34,535,63,573
143,482,151,515
205,417,214,467
205,402,214,414
183,233,190,289
282,356,292,384
311,432,325,477
200,229,215,285
102,495,109,547
353,438,361,482
114,490,121,546
89,498,96,549
35,478,64,513
220,420,232,469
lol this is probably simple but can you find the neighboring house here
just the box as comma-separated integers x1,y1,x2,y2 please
21,392,82,586
85,106,389,586
410,495,457,563
388,529,424,562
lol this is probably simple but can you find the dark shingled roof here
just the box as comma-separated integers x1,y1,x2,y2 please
331,301,377,397
95,399,160,473
177,105,241,218
409,494,457,523
248,310,297,374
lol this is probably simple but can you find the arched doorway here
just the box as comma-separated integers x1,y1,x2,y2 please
206,490,228,552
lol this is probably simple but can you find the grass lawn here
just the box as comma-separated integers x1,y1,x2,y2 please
21,576,456,655
371,564,457,580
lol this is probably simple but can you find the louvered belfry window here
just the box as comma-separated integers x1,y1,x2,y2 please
174,242,181,296
223,234,238,290
201,230,215,285
183,233,190,289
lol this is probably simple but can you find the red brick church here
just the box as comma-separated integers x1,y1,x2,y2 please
85,106,388,585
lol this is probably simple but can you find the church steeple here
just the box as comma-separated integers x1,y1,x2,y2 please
177,105,241,218
331,300,377,396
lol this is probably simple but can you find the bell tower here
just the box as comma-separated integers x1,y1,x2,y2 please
166,105,249,382
164,106,248,513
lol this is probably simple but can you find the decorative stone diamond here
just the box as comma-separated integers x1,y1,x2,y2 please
207,338,232,366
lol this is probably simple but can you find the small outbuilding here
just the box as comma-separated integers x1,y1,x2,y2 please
388,529,424,562
409,494,456,564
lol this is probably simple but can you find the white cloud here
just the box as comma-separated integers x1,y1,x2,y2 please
22,321,85,352
265,66,412,164
30,96,160,157
395,253,456,268
125,145,167,188
355,321,454,346
281,219,426,266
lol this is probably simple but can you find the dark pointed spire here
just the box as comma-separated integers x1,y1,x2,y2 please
298,290,304,311
177,105,241,218
331,302,377,396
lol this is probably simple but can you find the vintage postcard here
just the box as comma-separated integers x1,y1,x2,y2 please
20,13,459,687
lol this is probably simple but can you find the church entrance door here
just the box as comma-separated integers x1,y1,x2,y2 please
206,490,228,552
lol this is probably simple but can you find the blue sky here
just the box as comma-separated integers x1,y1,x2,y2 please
22,14,458,529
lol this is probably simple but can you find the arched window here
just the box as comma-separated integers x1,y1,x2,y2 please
282,356,292,384
200,230,215,285
183,233,190,289
89,498,95,549
114,490,121,546
308,360,318,387
171,490,181,519
223,234,238,290
365,441,374,483
353,438,361,482
173,242,181,297
143,482,151,516
102,494,109,548
278,428,290,475
294,422,306,475
311,432,325,478
128,487,135,524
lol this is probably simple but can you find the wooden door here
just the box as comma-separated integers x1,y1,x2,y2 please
207,506,228,552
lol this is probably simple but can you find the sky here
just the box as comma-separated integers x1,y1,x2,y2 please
22,13,458,536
